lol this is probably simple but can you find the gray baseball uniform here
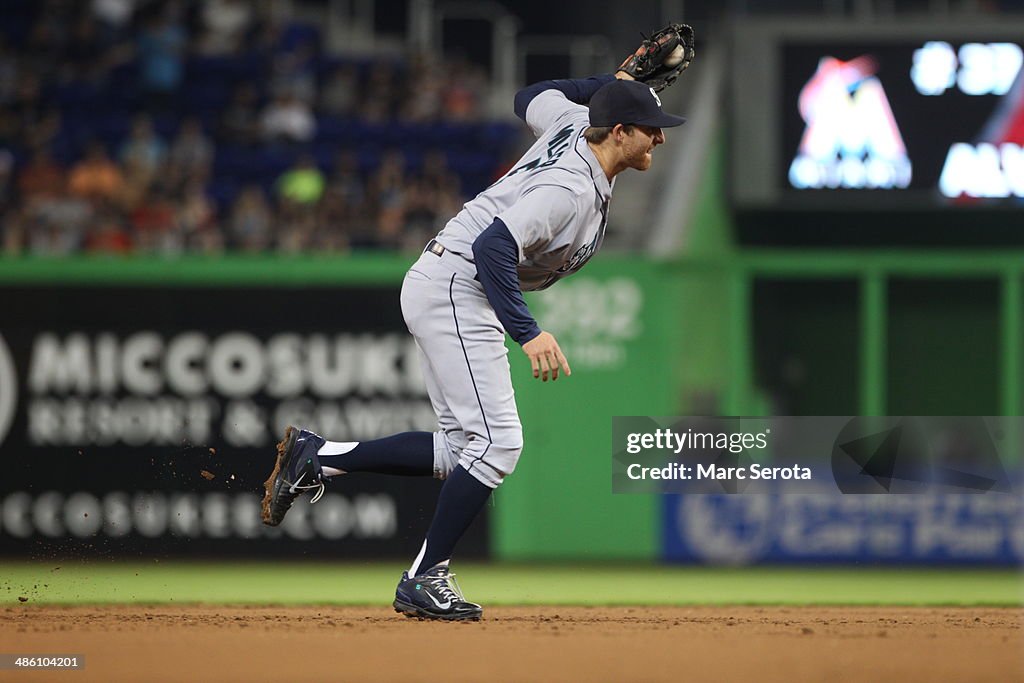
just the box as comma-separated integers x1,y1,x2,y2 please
401,89,615,488
263,76,686,617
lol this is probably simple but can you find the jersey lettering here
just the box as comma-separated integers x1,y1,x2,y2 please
507,124,576,178
556,198,607,273
507,158,541,176
437,94,611,292
557,235,598,273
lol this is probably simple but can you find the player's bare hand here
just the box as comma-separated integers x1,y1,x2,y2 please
522,331,571,382
614,71,635,81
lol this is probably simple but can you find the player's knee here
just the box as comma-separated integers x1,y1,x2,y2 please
432,430,464,480
458,430,522,488
488,424,523,469
499,424,524,466
500,434,524,461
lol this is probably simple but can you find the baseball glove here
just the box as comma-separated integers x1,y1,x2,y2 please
617,23,695,92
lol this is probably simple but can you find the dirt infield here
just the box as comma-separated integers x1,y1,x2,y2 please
1,605,1020,682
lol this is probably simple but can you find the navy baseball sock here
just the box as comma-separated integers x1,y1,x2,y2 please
410,465,492,576
318,432,434,476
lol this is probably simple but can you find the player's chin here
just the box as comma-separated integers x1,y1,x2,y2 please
633,153,654,171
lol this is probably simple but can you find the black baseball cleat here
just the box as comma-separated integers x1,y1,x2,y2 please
393,565,483,621
261,425,327,526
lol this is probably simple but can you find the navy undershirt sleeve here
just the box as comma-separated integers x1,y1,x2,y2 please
472,218,541,346
513,73,616,121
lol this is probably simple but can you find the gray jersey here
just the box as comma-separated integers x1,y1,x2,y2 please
434,90,614,291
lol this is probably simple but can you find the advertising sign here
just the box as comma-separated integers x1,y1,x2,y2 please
0,285,488,558
663,493,1023,565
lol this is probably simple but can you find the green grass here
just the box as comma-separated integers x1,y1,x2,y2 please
1,562,1021,607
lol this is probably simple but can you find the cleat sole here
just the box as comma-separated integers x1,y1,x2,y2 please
392,599,482,622
261,426,297,526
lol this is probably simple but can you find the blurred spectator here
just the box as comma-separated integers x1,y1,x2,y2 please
29,189,93,254
328,150,365,213
22,211,57,255
118,113,164,208
270,41,318,103
319,150,368,252
0,149,14,212
24,107,62,153
277,209,316,254
436,186,464,220
61,14,105,82
228,184,273,251
401,54,444,122
0,74,45,146
25,6,71,81
69,141,124,204
315,186,352,253
0,170,15,253
197,0,254,56
178,178,221,252
2,209,25,254
359,97,390,125
137,2,187,110
189,220,225,253
221,84,262,146
0,39,20,107
443,57,485,121
276,155,324,207
318,64,359,117
84,209,132,252
168,117,214,188
119,115,167,196
403,151,463,249
261,93,315,144
17,147,66,203
1,70,61,152
419,149,461,198
361,61,400,120
403,178,436,245
369,150,406,249
250,3,287,55
92,0,136,47
130,185,179,252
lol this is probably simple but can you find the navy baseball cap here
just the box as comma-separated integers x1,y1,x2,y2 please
588,79,686,128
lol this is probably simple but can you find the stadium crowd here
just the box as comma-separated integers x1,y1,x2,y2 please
0,0,516,255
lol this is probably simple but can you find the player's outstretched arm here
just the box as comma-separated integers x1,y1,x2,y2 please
513,74,616,122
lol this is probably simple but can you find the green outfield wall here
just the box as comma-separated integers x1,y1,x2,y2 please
505,259,681,560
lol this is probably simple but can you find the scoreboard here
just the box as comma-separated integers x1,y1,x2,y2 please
731,20,1024,243
784,40,1022,202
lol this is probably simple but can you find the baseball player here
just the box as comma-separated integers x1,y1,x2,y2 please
262,26,693,621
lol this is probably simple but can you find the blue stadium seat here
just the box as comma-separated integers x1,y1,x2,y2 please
279,23,321,52
208,178,240,211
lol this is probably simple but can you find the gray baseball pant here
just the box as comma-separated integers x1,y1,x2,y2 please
400,248,523,489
